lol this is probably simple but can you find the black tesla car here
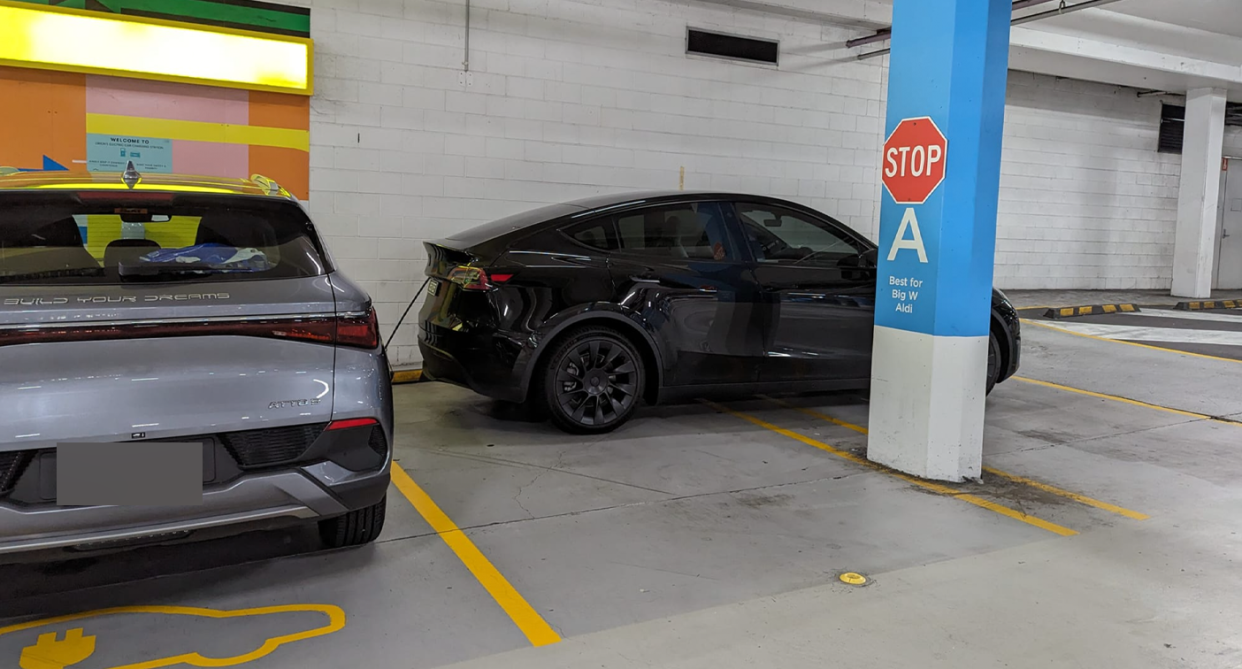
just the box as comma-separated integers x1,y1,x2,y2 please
419,192,1021,433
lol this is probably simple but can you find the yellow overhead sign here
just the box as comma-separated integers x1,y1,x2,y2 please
0,0,313,95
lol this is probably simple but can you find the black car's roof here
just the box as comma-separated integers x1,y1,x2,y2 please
440,190,849,253
560,190,788,215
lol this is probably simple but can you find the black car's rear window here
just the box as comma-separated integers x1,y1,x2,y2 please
0,192,328,285
445,202,583,246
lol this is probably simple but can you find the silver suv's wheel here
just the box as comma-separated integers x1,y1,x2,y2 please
319,496,386,548
542,327,644,434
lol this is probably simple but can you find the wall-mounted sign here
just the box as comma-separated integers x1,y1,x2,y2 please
86,134,173,173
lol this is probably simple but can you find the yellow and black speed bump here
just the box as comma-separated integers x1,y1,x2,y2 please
1043,304,1139,319
391,369,423,384
1174,300,1241,311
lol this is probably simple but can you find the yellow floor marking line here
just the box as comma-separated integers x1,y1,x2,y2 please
757,395,868,434
761,395,1149,521
390,465,562,647
0,604,344,669
979,466,1149,520
703,400,1077,537
1022,318,1242,365
1012,376,1217,422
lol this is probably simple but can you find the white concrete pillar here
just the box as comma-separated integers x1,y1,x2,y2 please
1172,88,1227,298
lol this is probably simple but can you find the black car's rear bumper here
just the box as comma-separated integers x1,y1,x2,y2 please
419,325,527,404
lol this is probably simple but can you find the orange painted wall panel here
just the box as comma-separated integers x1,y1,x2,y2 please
249,145,309,199
248,92,309,198
249,92,310,131
0,66,86,170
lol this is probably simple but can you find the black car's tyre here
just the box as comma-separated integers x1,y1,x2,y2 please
319,496,386,548
540,326,645,434
986,331,1001,396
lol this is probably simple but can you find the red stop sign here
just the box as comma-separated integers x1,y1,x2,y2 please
882,117,947,205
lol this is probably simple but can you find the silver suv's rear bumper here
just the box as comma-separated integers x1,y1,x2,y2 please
0,464,389,556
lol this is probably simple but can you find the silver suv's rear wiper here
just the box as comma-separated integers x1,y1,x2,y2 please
0,267,105,284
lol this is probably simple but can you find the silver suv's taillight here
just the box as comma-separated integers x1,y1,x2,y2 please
0,308,381,350
335,307,379,349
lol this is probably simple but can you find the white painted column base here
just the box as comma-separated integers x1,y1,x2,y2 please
866,326,987,482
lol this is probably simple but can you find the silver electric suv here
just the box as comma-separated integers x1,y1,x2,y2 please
0,168,392,558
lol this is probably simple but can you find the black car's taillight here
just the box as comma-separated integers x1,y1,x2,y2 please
0,311,381,349
446,266,514,291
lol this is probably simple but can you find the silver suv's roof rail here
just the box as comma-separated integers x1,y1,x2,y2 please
250,174,292,198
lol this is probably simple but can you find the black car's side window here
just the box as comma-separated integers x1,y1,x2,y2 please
563,218,617,251
736,204,864,268
613,202,737,261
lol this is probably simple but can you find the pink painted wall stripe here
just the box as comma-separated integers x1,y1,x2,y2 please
86,75,248,125
171,140,248,178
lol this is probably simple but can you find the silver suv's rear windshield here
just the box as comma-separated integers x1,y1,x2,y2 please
0,192,329,285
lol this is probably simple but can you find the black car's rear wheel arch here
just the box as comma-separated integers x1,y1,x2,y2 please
986,329,1003,396
523,311,662,405
538,326,647,434
988,313,1012,393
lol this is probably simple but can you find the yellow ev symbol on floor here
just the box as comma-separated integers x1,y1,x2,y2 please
1,604,345,669
21,628,96,669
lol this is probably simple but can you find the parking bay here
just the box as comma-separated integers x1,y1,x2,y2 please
0,320,1239,668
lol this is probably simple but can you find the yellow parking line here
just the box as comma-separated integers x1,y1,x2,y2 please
758,395,868,434
1022,318,1242,365
980,467,1149,520
703,400,1077,537
763,395,1149,521
390,465,562,647
1012,376,1214,421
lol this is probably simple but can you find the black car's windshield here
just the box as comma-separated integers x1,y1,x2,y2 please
0,192,327,285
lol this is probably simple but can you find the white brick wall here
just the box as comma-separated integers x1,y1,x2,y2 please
995,74,1184,291
305,0,885,366
302,0,1211,365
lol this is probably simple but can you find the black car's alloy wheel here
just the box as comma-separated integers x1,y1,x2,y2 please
542,327,644,434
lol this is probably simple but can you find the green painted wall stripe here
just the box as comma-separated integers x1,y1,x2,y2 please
112,0,309,34
13,0,309,37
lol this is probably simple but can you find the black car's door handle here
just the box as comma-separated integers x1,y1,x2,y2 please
632,276,718,293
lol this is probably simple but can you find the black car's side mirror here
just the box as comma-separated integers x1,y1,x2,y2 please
838,249,878,270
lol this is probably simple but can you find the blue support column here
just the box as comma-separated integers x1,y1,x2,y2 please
866,0,1012,481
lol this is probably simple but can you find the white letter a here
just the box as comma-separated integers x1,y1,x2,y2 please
887,208,928,263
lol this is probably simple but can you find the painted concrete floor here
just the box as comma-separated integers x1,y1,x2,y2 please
1,316,1240,668
1027,306,1242,360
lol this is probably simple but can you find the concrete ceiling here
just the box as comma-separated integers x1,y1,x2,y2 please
1101,0,1242,40
692,0,1242,99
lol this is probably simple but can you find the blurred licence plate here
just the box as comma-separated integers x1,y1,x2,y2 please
427,279,440,296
